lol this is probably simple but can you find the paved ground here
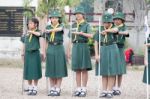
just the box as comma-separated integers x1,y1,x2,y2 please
0,66,149,99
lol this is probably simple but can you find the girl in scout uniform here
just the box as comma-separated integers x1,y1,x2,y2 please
113,12,129,95
143,35,150,85
21,18,42,96
94,13,121,98
43,10,67,96
67,6,93,97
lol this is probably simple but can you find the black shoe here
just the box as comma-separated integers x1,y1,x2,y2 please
99,92,107,98
48,90,55,96
32,90,37,96
73,91,81,96
113,90,121,96
27,90,33,95
79,91,87,97
106,93,113,98
24,88,29,92
53,91,60,96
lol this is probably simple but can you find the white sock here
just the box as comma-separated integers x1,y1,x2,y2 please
55,87,61,92
29,85,33,90
108,90,113,94
113,86,117,90
50,87,55,91
76,87,82,92
102,90,107,93
82,87,87,92
33,85,37,91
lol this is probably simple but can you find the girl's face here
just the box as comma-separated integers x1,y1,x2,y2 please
28,20,37,30
75,13,84,20
50,17,59,25
113,18,123,25
103,22,112,28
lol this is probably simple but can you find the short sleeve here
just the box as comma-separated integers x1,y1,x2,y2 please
20,35,25,43
93,32,99,42
86,24,92,34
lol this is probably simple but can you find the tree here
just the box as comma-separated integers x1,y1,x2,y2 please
36,0,80,19
23,0,34,18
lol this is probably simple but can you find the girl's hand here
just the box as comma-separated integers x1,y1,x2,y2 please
28,30,34,34
95,55,100,63
101,31,106,35
144,59,148,67
45,30,51,33
41,52,46,62
72,32,82,35
21,53,24,61
66,51,71,61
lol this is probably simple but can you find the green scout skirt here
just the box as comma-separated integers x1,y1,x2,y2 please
96,44,121,76
143,52,150,84
72,43,92,71
24,50,42,80
45,44,68,78
118,48,126,74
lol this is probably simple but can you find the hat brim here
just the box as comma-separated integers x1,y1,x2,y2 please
113,17,125,21
103,21,113,23
74,12,85,15
49,15,61,18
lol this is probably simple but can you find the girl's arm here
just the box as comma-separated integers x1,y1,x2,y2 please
94,41,99,62
21,43,25,61
66,39,72,60
45,27,63,33
105,27,118,33
80,32,93,38
28,31,41,36
118,30,129,36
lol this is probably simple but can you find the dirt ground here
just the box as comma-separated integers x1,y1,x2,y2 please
0,66,149,99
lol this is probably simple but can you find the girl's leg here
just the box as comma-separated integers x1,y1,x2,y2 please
55,78,62,91
27,80,33,95
82,70,88,89
76,70,82,88
48,78,57,96
108,76,116,91
79,70,88,97
32,80,38,95
117,75,122,88
33,80,38,86
55,78,62,96
49,78,56,88
99,76,108,97
113,76,117,90
73,70,82,96
28,80,32,86
106,76,116,98
102,76,108,91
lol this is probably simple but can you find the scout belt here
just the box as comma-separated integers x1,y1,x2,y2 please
49,42,62,45
100,42,116,46
72,40,87,43
117,43,124,48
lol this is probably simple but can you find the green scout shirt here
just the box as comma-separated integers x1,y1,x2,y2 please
43,23,64,43
93,25,117,44
20,29,41,51
116,24,129,46
68,21,92,42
